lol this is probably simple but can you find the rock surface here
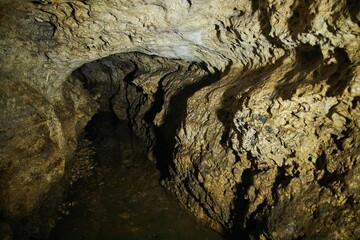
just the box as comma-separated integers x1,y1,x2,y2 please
0,0,359,239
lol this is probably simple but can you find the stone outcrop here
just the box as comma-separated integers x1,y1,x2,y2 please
0,0,359,239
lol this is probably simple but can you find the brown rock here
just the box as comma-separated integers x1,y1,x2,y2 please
0,0,359,239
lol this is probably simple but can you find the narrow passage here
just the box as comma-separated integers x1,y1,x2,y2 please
49,112,224,240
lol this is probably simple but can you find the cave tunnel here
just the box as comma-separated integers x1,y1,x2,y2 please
47,52,225,240
0,1,359,240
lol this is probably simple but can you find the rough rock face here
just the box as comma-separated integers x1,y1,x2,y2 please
0,0,359,239
166,50,360,239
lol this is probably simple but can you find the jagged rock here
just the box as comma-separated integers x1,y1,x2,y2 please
0,0,359,239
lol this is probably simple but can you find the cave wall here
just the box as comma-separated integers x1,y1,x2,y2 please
0,0,359,239
166,50,360,238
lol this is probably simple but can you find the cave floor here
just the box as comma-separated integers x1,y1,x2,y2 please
49,113,223,240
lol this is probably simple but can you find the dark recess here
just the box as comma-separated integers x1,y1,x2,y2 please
149,65,222,179
346,0,360,26
224,168,270,240
326,48,353,97
251,0,283,48
274,44,323,100
287,0,315,37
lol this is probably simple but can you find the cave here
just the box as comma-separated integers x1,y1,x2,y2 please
0,1,359,240
46,53,225,239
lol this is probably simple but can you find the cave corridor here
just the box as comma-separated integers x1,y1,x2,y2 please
48,55,224,239
48,112,223,240
0,1,359,240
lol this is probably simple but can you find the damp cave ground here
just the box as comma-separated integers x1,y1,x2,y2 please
48,111,224,240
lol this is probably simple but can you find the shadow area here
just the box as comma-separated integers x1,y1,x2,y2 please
84,111,146,166
149,65,222,179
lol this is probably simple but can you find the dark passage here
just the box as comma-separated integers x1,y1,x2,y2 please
49,111,223,240
84,111,142,166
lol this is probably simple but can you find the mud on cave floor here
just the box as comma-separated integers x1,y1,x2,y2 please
49,112,224,240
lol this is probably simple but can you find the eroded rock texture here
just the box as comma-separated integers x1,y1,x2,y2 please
0,0,359,239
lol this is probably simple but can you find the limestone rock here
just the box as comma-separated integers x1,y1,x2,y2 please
0,0,359,239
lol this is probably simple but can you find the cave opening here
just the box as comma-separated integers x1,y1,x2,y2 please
48,52,224,239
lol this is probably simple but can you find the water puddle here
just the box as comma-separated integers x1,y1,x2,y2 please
49,112,224,240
